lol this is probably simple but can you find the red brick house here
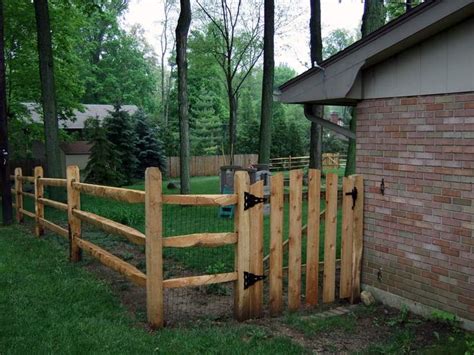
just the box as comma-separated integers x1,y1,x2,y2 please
278,1,473,329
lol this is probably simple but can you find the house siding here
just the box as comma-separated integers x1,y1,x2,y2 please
356,92,474,321
362,17,474,100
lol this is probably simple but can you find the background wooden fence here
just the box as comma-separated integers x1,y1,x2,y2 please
167,154,258,178
10,165,364,328
270,153,345,171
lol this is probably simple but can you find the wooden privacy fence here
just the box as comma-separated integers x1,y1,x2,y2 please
167,154,258,177
270,153,343,171
10,165,363,328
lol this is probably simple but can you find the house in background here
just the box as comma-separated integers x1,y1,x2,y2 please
23,103,139,138
278,1,473,329
24,103,139,171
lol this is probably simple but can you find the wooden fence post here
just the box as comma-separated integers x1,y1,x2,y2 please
34,166,44,237
288,169,303,311
145,167,164,328
14,167,23,223
234,171,250,321
323,173,338,303
350,175,364,304
67,166,81,262
249,180,264,318
306,169,321,306
269,173,284,315
339,176,354,299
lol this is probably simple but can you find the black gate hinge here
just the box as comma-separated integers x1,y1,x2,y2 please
244,271,266,289
244,192,266,210
345,186,358,209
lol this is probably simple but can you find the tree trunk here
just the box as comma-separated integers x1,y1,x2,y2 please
0,0,13,225
34,0,64,201
344,108,356,176
176,0,191,194
258,0,274,165
228,93,238,165
309,0,323,170
345,0,385,176
309,123,323,169
361,0,385,37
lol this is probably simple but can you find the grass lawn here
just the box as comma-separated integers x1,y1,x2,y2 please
0,225,304,354
1,224,472,354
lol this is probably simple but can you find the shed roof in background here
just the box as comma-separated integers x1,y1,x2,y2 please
23,103,139,129
276,0,474,105
60,141,91,155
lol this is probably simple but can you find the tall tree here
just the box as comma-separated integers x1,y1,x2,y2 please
361,0,386,36
103,104,138,185
197,0,263,164
34,0,64,199
0,0,12,225
160,0,176,126
258,0,274,165
345,0,385,176
134,110,167,176
83,118,124,186
309,0,323,170
176,0,191,194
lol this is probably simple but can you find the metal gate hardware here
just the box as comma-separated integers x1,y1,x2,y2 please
244,192,266,210
244,271,266,289
345,187,358,209
380,178,385,196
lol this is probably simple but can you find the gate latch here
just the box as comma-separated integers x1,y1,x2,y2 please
244,271,266,289
244,192,265,210
345,187,358,209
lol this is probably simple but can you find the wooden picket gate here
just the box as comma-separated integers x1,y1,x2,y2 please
263,170,364,315
10,165,363,327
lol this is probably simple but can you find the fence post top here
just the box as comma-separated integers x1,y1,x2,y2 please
67,165,80,172
145,167,162,176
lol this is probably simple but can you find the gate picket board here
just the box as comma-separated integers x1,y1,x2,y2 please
288,169,303,311
323,173,338,303
249,180,264,318
340,176,354,299
305,169,321,305
269,173,284,315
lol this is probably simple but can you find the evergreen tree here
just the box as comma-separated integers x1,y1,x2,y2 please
83,118,124,186
134,110,167,177
103,104,139,185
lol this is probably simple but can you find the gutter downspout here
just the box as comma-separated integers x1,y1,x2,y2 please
304,104,356,140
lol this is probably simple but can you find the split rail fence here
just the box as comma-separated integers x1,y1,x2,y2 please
10,165,363,328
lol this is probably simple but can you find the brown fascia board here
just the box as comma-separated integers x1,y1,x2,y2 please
278,0,474,96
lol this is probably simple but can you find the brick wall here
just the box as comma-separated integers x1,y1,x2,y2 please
356,92,474,321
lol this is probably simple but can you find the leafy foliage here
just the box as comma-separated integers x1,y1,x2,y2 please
323,29,359,60
5,0,159,159
385,0,423,21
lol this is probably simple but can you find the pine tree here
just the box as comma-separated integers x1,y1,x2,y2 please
103,104,139,184
83,118,124,186
134,110,167,177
